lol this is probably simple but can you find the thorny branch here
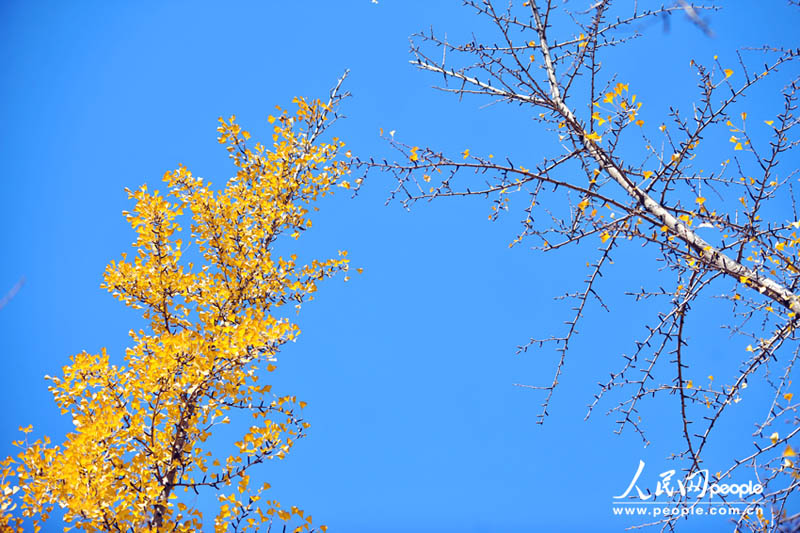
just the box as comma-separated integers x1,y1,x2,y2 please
358,1,800,530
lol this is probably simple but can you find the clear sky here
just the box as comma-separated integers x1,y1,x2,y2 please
1,2,799,532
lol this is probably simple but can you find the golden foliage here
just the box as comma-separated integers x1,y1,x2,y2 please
2,96,348,532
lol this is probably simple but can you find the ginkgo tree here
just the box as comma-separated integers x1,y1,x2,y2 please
0,77,351,532
360,1,800,530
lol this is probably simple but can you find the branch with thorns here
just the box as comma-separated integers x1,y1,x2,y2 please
357,1,800,530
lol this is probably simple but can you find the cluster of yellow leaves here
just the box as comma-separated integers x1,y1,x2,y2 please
726,113,750,151
2,97,347,532
733,222,800,293
0,457,22,532
592,82,644,132
768,432,800,473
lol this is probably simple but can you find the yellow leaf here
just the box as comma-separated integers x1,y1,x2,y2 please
724,69,733,78
600,231,611,243
462,149,470,159
770,432,780,445
695,197,706,205
765,120,774,126
734,142,743,151
784,393,794,402
585,132,602,142
635,119,644,127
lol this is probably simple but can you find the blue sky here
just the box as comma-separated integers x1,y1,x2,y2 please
1,2,799,532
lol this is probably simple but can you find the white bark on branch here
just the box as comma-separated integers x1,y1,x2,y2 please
528,2,800,316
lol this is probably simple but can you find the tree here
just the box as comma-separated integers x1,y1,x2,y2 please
0,78,351,532
360,2,800,530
